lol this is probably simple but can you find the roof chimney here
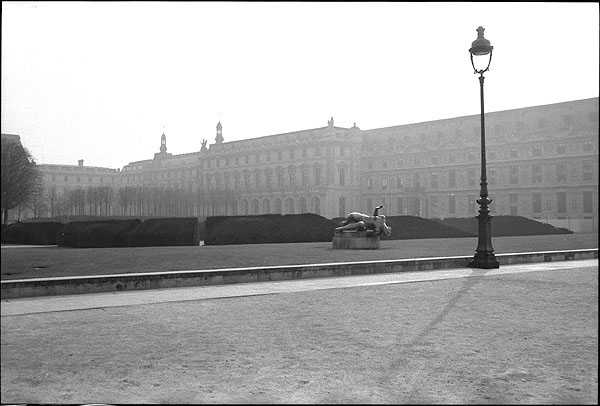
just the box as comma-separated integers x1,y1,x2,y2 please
78,159,84,167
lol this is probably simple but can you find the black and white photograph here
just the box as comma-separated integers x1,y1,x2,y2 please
1,1,598,404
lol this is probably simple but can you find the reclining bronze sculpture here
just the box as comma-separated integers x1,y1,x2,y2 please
334,205,392,237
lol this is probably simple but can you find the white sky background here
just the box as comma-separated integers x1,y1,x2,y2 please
2,2,599,169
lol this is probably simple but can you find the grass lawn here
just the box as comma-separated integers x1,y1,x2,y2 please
1,233,597,281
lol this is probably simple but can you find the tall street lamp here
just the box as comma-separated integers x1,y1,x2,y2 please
468,26,499,269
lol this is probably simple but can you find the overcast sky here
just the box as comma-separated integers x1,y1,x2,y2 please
2,2,599,169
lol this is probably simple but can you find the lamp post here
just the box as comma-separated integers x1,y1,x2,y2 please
468,26,499,269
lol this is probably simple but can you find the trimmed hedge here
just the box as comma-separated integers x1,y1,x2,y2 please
57,220,142,248
3,214,572,248
1,222,28,244
203,216,232,242
197,220,205,241
270,214,337,243
126,217,200,247
437,216,573,237
206,214,474,245
204,214,337,245
206,217,279,245
380,216,476,240
0,222,64,245
332,215,476,240
25,222,64,245
56,218,201,248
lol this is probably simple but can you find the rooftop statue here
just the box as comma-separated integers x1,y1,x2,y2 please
335,205,392,237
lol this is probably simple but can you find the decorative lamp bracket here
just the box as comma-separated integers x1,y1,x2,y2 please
470,49,493,75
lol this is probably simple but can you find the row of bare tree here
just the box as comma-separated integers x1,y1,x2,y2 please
25,185,241,219
1,138,241,224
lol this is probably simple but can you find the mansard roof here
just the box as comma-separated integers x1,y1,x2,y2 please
364,97,599,134
206,125,352,153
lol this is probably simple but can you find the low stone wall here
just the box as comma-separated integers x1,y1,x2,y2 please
1,249,597,300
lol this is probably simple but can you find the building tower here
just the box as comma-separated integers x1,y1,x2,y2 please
160,132,167,153
215,122,224,144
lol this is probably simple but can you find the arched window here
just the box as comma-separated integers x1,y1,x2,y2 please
448,195,456,215
299,197,307,213
285,197,295,215
312,196,321,216
262,198,271,214
251,199,259,215
241,199,249,215
274,198,283,214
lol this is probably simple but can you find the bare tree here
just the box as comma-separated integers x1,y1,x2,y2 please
46,187,58,218
28,184,46,218
97,186,113,216
141,186,151,216
56,189,69,221
1,138,42,224
149,186,160,216
105,186,114,215
118,187,129,216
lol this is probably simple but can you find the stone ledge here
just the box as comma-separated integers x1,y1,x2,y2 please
1,249,597,299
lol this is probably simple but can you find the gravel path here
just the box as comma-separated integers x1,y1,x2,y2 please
1,263,597,404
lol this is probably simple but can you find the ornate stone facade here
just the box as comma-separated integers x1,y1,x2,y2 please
360,97,599,232
13,97,598,233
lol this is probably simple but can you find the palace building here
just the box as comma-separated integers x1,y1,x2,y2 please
8,97,599,233
359,97,599,233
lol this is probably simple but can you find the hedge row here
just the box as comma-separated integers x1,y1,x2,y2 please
0,214,574,247
204,214,337,245
1,217,201,248
436,216,573,237
0,222,65,245
127,218,200,247
330,215,476,240
204,216,234,242
380,216,476,240
205,214,574,245
56,220,142,248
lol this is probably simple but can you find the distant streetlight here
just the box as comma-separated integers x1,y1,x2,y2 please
468,26,499,269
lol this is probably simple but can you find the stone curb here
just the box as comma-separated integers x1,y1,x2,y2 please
1,249,597,300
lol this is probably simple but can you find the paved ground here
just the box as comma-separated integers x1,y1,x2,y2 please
1,260,597,404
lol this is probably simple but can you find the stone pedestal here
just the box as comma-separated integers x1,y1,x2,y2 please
332,230,380,250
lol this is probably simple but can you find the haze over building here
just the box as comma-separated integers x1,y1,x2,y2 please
5,97,598,233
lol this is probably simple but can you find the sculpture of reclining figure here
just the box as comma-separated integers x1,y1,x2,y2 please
335,205,392,237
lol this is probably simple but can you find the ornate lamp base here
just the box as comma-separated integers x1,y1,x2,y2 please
469,198,500,269
468,250,499,269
